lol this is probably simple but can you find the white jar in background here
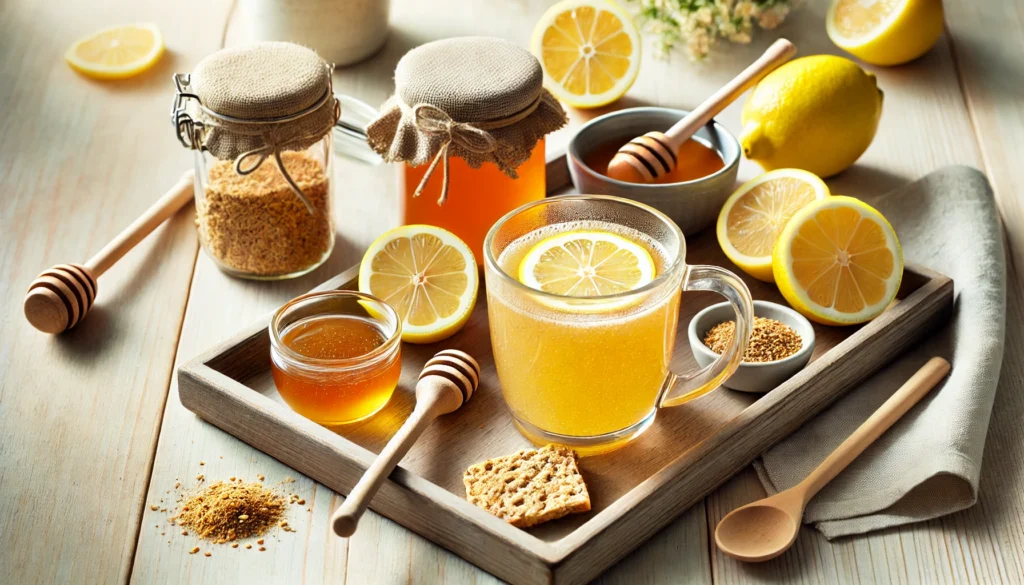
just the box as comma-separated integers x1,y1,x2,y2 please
240,0,390,66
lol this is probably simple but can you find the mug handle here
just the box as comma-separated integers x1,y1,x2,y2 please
659,265,754,408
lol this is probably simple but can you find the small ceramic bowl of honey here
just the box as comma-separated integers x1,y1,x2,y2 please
269,291,402,426
567,107,740,235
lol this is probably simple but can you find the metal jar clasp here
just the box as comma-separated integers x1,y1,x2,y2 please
170,73,204,150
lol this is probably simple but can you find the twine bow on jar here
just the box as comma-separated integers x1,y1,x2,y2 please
232,99,341,214
408,95,542,206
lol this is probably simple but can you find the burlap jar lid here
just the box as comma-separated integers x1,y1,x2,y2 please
366,37,567,204
189,42,338,162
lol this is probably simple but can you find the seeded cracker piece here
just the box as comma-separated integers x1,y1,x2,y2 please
463,445,590,528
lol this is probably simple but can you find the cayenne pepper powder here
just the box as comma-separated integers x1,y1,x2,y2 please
703,317,803,362
171,481,287,543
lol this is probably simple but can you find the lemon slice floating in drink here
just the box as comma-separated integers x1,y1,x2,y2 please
773,196,903,326
518,230,656,299
359,225,478,344
64,23,165,80
531,0,641,109
717,169,830,283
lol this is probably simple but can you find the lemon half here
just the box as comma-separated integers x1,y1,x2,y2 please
717,169,831,283
827,0,944,66
358,225,478,344
773,196,903,325
65,23,165,80
531,0,641,109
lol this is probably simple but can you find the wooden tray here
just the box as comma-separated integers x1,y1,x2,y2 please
179,224,952,585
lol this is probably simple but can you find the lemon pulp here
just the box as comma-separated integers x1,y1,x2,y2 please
358,225,478,344
531,0,641,108
774,196,903,325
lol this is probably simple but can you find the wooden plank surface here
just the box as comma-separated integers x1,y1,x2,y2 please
0,1,224,583
135,0,1024,583
0,0,1020,583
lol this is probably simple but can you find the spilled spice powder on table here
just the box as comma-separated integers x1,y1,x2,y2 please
703,317,803,362
171,480,286,543
197,150,332,276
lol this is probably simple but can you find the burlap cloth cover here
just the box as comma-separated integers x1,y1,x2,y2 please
190,42,338,163
366,37,567,204
755,166,1006,539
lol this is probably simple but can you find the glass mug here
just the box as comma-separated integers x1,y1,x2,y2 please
483,195,754,454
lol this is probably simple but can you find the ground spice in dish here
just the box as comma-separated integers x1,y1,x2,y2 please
703,317,803,362
198,150,331,276
171,481,287,543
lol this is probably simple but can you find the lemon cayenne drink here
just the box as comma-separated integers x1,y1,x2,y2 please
484,196,755,453
492,221,673,438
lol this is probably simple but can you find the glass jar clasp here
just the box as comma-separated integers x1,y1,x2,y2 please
171,73,204,150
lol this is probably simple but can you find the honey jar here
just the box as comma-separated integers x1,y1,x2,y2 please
366,37,567,262
269,291,402,426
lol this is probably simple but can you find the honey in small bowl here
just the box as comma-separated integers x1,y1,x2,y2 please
270,292,402,426
584,137,725,184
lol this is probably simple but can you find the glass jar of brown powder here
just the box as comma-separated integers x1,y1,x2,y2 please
172,42,340,280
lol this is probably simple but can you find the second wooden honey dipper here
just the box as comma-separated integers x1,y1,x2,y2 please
332,349,481,537
23,170,195,334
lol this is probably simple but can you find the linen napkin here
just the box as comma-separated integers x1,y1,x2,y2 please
753,165,1007,539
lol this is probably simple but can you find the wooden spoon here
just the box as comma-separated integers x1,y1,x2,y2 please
607,38,797,184
24,170,195,334
715,356,951,562
332,349,481,537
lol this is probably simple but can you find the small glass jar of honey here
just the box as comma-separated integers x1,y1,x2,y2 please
270,291,402,426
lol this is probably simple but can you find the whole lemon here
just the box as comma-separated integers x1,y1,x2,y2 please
826,0,944,66
740,55,883,178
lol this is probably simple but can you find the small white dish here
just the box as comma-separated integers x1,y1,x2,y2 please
688,300,815,393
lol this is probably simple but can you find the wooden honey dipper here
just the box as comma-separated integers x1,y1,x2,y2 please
24,170,195,334
332,349,481,537
607,38,797,184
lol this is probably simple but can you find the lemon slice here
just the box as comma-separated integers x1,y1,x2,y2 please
65,23,165,80
826,0,944,66
531,0,641,109
518,230,656,299
358,225,478,344
717,169,830,283
773,196,903,325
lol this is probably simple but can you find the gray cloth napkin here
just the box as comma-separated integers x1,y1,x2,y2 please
753,165,1007,539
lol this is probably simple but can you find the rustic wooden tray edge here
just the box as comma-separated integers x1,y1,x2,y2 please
178,260,952,585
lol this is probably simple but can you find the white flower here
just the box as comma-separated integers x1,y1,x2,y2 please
625,0,794,59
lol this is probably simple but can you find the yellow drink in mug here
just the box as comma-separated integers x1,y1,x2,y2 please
484,196,754,454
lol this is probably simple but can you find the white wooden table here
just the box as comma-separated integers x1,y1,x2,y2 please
2,1,1022,583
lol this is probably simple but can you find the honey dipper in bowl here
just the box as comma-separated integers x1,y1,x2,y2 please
607,39,796,184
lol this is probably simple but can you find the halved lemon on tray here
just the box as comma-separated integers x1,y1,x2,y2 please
518,229,656,308
531,0,641,109
65,23,165,80
359,225,478,344
826,0,944,66
717,169,831,283
773,196,903,326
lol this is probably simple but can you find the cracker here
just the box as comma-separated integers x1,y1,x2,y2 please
463,444,591,528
